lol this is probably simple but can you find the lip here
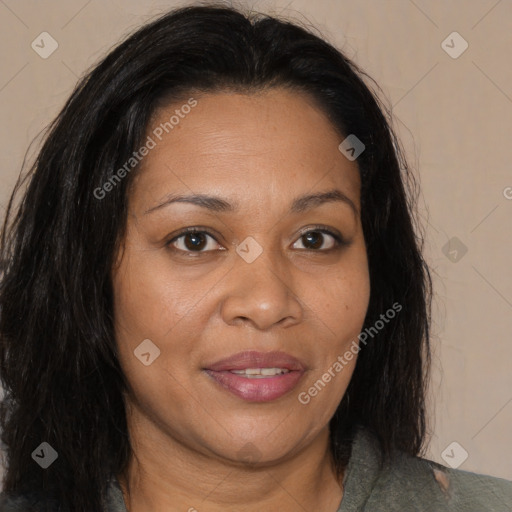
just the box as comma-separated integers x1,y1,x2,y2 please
203,350,307,402
204,350,306,372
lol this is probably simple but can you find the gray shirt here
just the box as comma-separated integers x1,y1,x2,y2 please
2,427,512,510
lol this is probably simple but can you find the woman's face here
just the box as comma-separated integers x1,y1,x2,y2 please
112,88,370,466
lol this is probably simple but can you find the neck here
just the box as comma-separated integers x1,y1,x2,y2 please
117,426,344,512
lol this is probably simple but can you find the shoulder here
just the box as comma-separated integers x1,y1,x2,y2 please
342,427,512,511
0,491,52,511
384,451,512,511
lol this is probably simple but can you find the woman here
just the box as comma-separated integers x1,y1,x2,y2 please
0,3,510,511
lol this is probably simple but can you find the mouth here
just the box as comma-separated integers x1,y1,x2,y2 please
229,367,291,378
203,351,307,402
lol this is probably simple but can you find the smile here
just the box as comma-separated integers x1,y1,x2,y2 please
204,368,305,402
230,367,290,377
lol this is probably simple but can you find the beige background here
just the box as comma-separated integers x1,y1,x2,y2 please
0,0,511,485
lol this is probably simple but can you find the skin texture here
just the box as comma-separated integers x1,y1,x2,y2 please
113,88,371,512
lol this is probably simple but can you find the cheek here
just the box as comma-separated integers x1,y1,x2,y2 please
112,246,202,342
112,253,202,422
111,250,190,399
111,241,229,397
298,248,369,412
310,253,370,342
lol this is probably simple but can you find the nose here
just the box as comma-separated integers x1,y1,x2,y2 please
220,246,304,331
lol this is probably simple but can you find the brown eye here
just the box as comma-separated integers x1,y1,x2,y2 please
168,230,221,253
293,229,342,251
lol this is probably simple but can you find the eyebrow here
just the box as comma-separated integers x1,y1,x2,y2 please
144,189,358,218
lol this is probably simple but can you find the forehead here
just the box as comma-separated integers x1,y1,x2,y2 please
130,88,361,213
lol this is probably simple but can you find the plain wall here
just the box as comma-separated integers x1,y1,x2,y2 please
0,0,511,486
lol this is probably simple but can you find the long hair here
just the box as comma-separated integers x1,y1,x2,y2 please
0,3,432,510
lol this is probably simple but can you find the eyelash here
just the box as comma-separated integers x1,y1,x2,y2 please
166,225,350,256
